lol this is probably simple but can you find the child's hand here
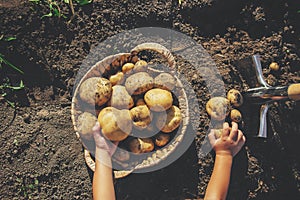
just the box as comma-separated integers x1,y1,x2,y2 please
93,122,118,157
208,122,246,157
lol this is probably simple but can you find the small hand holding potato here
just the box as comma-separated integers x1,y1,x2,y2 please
79,77,112,106
98,107,132,141
154,73,176,90
109,85,134,109
125,72,154,95
129,138,154,154
144,88,173,112
156,105,182,133
227,89,243,107
130,105,152,130
206,97,231,121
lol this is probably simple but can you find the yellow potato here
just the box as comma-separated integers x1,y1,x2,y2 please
77,112,97,141
98,107,132,141
227,89,243,107
125,72,154,95
156,105,182,133
230,109,242,123
155,133,170,147
144,88,173,112
109,85,134,109
130,105,152,130
206,97,231,121
129,138,154,154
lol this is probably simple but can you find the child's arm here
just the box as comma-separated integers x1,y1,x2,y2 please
93,149,116,200
92,123,118,200
204,122,246,200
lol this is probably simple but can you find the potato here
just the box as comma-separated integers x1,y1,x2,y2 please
122,63,135,74
144,88,173,112
227,89,243,107
109,85,134,109
230,109,242,123
206,97,231,121
125,72,154,95
155,133,170,147
129,138,154,154
77,112,97,141
109,72,124,85
79,77,112,106
154,73,176,90
134,60,148,72
156,105,182,133
269,62,280,71
130,105,152,130
98,107,132,141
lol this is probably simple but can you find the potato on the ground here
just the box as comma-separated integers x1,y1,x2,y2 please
109,85,134,109
144,88,173,112
77,112,97,141
288,83,300,101
125,72,154,95
79,77,112,106
130,105,152,130
156,105,182,133
230,109,242,123
154,73,176,90
155,133,170,147
227,89,243,107
98,107,132,141
109,72,124,85
206,97,231,121
129,138,154,154
134,60,148,72
269,62,280,71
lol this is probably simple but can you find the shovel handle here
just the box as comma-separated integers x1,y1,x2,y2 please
288,83,300,101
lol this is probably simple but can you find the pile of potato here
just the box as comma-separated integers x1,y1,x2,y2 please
206,89,243,137
76,58,182,160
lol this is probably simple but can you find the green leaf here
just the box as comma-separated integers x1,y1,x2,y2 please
41,12,53,18
5,37,17,42
64,0,70,3
34,179,39,185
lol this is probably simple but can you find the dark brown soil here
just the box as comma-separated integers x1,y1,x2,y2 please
1,0,299,199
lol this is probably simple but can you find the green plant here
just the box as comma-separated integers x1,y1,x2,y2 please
29,0,92,18
16,177,39,198
0,36,25,107
0,80,25,107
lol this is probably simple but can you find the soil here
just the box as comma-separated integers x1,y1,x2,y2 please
1,0,300,199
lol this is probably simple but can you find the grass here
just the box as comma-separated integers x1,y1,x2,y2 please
16,177,39,199
0,36,25,107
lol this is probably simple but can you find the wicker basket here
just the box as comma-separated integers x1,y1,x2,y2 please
71,43,189,178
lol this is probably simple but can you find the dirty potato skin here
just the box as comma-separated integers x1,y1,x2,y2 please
109,85,134,109
134,60,148,72
98,107,132,141
230,109,242,123
206,97,231,121
155,133,170,147
79,77,112,107
77,112,98,141
130,105,152,130
156,105,182,133
125,72,154,95
129,138,154,154
154,73,176,90
227,89,243,107
144,88,173,112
